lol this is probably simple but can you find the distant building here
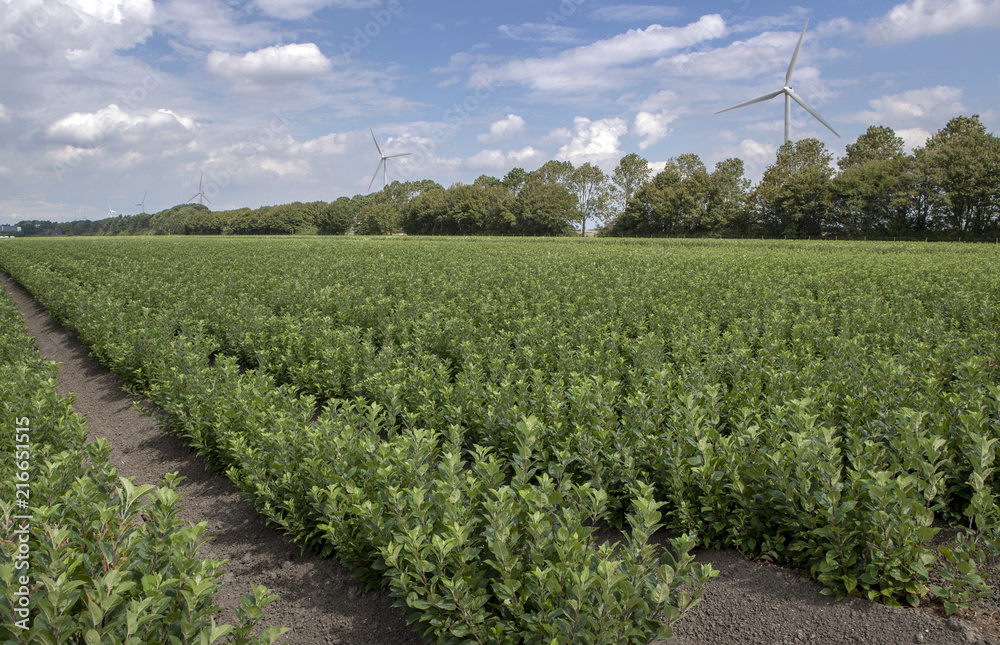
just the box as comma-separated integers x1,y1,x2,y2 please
0,224,20,234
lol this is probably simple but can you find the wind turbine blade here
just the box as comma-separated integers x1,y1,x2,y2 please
715,89,785,115
786,88,840,137
203,195,211,205
370,129,383,157
188,193,200,202
786,20,809,86
385,152,412,159
199,172,204,192
368,159,385,191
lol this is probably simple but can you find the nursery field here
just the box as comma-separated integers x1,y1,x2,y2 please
2,236,999,644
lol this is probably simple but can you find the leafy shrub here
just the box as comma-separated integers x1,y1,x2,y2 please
0,285,287,644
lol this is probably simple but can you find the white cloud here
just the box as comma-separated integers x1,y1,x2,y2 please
498,23,583,43
2,0,156,63
464,147,544,171
868,0,1000,43
649,160,668,174
591,5,683,23
478,114,526,143
633,110,678,148
45,104,195,147
0,104,9,123
712,139,778,182
485,14,728,93
289,132,351,157
661,29,821,80
254,0,379,20
555,116,629,165
157,0,283,50
849,86,966,127
637,90,681,112
207,43,332,85
897,127,933,150
255,157,312,178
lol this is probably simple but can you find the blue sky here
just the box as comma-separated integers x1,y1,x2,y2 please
1,0,999,223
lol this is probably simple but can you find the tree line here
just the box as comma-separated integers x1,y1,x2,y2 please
15,115,999,240
611,115,1000,239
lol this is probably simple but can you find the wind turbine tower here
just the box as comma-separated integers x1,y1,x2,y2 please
368,129,412,192
715,20,839,144
135,191,147,215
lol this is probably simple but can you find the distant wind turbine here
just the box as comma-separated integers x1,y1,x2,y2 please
135,191,147,214
368,129,412,192
188,173,211,205
715,20,839,144
107,202,117,217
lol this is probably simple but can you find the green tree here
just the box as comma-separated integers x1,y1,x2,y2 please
838,125,907,170
356,202,401,235
502,167,529,197
615,155,710,236
610,153,652,221
318,197,355,234
512,180,577,236
832,127,914,237
913,115,1000,235
532,159,575,187
401,185,447,235
570,162,610,236
706,158,751,235
754,139,835,236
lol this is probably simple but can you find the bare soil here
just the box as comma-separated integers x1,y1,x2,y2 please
4,271,998,645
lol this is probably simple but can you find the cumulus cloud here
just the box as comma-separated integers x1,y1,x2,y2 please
45,104,195,147
848,86,966,129
661,29,822,80
712,139,778,182
207,43,332,85
288,132,352,157
555,116,629,165
897,127,934,150
591,5,683,23
2,0,156,63
156,0,283,51
868,0,1000,43
464,147,544,171
633,110,678,148
478,114,526,143
255,157,312,177
485,14,728,93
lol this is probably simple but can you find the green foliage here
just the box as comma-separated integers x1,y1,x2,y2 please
914,114,1000,236
0,284,286,644
3,235,1000,635
317,197,355,235
356,202,402,235
613,154,749,236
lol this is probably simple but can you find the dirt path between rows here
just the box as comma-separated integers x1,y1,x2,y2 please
4,271,998,645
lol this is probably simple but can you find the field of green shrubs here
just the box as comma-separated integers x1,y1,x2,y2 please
0,278,286,644
2,236,999,643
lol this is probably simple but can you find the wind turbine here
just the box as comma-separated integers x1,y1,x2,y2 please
715,20,839,144
188,173,210,205
135,191,147,214
107,202,117,217
368,129,412,192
